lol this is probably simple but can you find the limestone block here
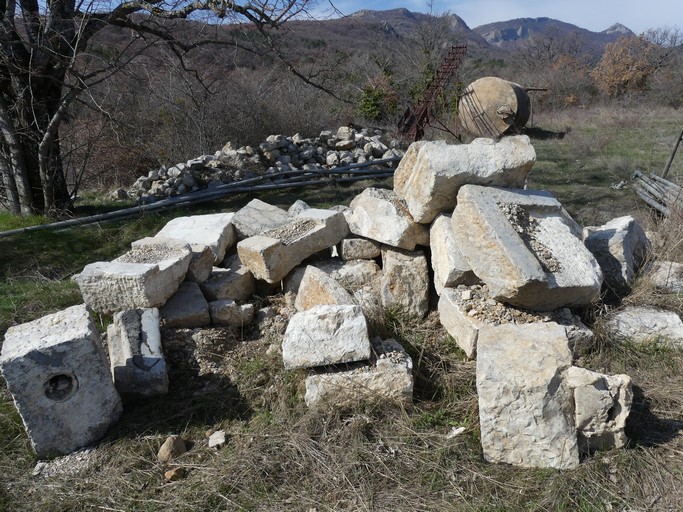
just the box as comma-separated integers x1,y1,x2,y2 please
337,237,381,260
452,185,602,311
566,366,632,454
185,244,214,284
288,199,310,216
647,260,683,293
161,282,210,328
231,198,292,238
209,300,255,326
74,237,192,314
201,255,255,301
430,213,478,295
606,306,683,346
394,136,536,223
0,305,122,457
282,305,371,369
237,209,350,283
380,247,429,319
477,322,579,469
438,286,594,359
347,188,429,250
155,212,236,263
304,338,413,407
294,266,354,312
584,216,649,295
107,308,168,396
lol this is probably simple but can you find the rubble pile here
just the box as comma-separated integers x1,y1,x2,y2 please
4,132,679,471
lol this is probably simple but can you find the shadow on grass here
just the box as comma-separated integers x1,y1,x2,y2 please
523,126,566,140
626,384,683,447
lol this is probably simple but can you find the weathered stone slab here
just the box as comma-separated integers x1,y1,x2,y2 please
337,237,381,260
294,266,354,312
647,260,683,293
583,216,649,296
155,212,236,263
161,282,210,328
185,244,214,284
288,199,310,216
209,300,255,326
0,305,122,457
107,308,168,396
282,305,371,370
304,338,414,407
74,237,192,314
380,247,429,319
566,366,632,454
237,209,350,283
477,322,579,469
231,198,292,238
285,259,380,295
201,255,255,301
394,136,536,223
605,306,683,346
347,188,429,250
438,286,593,359
430,213,478,295
453,185,602,311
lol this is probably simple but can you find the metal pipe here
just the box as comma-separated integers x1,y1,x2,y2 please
662,128,683,179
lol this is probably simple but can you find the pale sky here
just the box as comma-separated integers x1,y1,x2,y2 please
311,0,682,34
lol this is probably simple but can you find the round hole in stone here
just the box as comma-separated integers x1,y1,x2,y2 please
44,373,78,402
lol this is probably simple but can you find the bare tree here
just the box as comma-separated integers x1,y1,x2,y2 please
0,0,312,215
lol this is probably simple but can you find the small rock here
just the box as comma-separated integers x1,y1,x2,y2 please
157,435,187,462
164,467,186,481
208,430,227,449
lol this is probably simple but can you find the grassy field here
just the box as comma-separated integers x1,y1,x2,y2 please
1,105,682,511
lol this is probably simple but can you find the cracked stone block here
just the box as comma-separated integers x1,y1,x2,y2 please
438,286,594,359
477,322,579,469
209,300,255,326
605,306,683,346
282,305,371,370
161,282,210,328
0,305,123,457
155,212,236,263
583,216,649,296
185,244,214,284
107,308,168,397
380,247,429,319
294,265,354,312
347,188,429,250
430,213,478,295
74,237,192,314
201,254,255,301
337,237,381,260
566,366,632,454
231,198,292,239
237,209,350,284
453,185,602,311
304,338,414,408
394,136,536,223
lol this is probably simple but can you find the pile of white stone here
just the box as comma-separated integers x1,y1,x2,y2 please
2,134,682,469
125,126,405,204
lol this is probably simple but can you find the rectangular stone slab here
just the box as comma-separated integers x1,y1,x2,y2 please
155,212,236,263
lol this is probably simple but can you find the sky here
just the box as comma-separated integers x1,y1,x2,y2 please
311,0,682,34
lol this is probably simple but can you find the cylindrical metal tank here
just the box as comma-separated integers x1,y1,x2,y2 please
459,77,531,138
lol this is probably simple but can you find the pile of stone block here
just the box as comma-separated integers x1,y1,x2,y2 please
3,133,671,468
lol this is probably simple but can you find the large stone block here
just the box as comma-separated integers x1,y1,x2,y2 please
438,286,594,359
380,247,429,319
304,338,413,408
453,185,602,311
566,366,632,454
185,244,214,284
647,260,683,293
584,216,649,296
74,237,192,314
347,188,429,250
394,136,536,223
430,213,478,295
605,306,683,346
282,305,371,370
107,308,168,396
201,254,255,301
337,237,381,260
294,265,354,312
155,212,236,263
0,305,122,457
209,300,255,326
477,322,579,469
237,209,350,283
231,198,292,238
160,282,210,328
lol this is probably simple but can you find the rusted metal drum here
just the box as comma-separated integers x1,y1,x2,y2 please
459,77,531,138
